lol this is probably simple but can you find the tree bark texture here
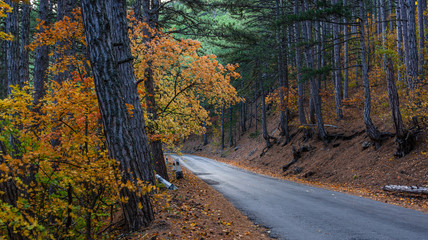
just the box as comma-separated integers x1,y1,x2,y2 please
295,0,307,126
417,0,425,78
400,0,410,83
359,1,382,143
221,106,225,150
33,0,50,108
229,106,233,147
385,57,414,157
81,0,154,230
135,0,168,181
19,3,30,85
54,0,77,84
396,2,404,82
405,0,418,89
343,0,349,99
5,0,20,92
332,0,343,120
304,1,327,140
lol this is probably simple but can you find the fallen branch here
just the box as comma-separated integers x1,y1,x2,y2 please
303,124,338,129
383,185,428,195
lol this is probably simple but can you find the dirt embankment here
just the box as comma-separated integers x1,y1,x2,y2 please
181,112,428,212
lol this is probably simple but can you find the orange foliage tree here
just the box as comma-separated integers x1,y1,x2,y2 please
129,18,242,147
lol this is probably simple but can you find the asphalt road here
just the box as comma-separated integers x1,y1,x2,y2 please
173,154,428,240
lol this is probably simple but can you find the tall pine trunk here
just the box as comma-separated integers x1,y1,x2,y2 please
405,0,418,89
304,0,327,140
385,57,414,157
417,0,425,78
396,2,404,82
81,0,154,230
19,3,30,85
33,0,50,108
332,0,343,120
294,0,306,127
221,106,225,150
54,0,76,84
229,106,234,147
343,0,349,99
359,1,382,143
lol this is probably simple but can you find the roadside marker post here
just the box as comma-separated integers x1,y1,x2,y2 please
172,159,176,172
176,159,183,179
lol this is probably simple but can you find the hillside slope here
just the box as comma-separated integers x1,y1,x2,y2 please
181,110,428,212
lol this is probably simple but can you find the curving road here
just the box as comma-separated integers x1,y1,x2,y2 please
173,154,428,240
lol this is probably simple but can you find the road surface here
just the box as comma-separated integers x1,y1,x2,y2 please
173,154,428,240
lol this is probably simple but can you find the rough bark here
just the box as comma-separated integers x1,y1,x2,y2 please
19,3,31,85
203,121,208,145
332,0,343,120
229,106,233,147
359,1,382,143
254,85,258,133
81,0,154,230
383,185,428,195
5,0,20,91
295,0,306,128
417,0,425,78
405,0,418,89
304,1,327,140
33,0,50,108
276,0,289,143
386,57,414,157
400,0,409,83
54,0,77,84
396,1,404,82
220,106,225,150
343,0,349,99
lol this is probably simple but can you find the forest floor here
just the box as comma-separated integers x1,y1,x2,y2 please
181,105,428,213
125,167,272,239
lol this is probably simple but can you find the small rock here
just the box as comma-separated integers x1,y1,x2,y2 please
248,148,257,156
234,145,240,151
362,141,372,150
304,171,315,178
294,167,303,174
300,144,312,152
333,143,340,148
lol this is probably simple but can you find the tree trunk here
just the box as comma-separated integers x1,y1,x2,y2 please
304,0,327,140
295,0,306,127
5,0,20,91
359,1,382,143
221,106,225,150
396,1,404,82
400,0,410,84
54,0,77,84
385,57,414,157
417,0,425,78
406,0,418,89
276,0,289,143
383,185,428,194
33,0,50,108
203,122,208,145
19,3,31,85
343,0,349,99
229,106,233,147
0,40,6,99
135,0,168,180
254,85,258,133
81,0,154,230
260,70,273,148
332,0,343,120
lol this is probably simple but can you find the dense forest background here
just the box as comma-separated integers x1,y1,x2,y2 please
0,0,427,239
